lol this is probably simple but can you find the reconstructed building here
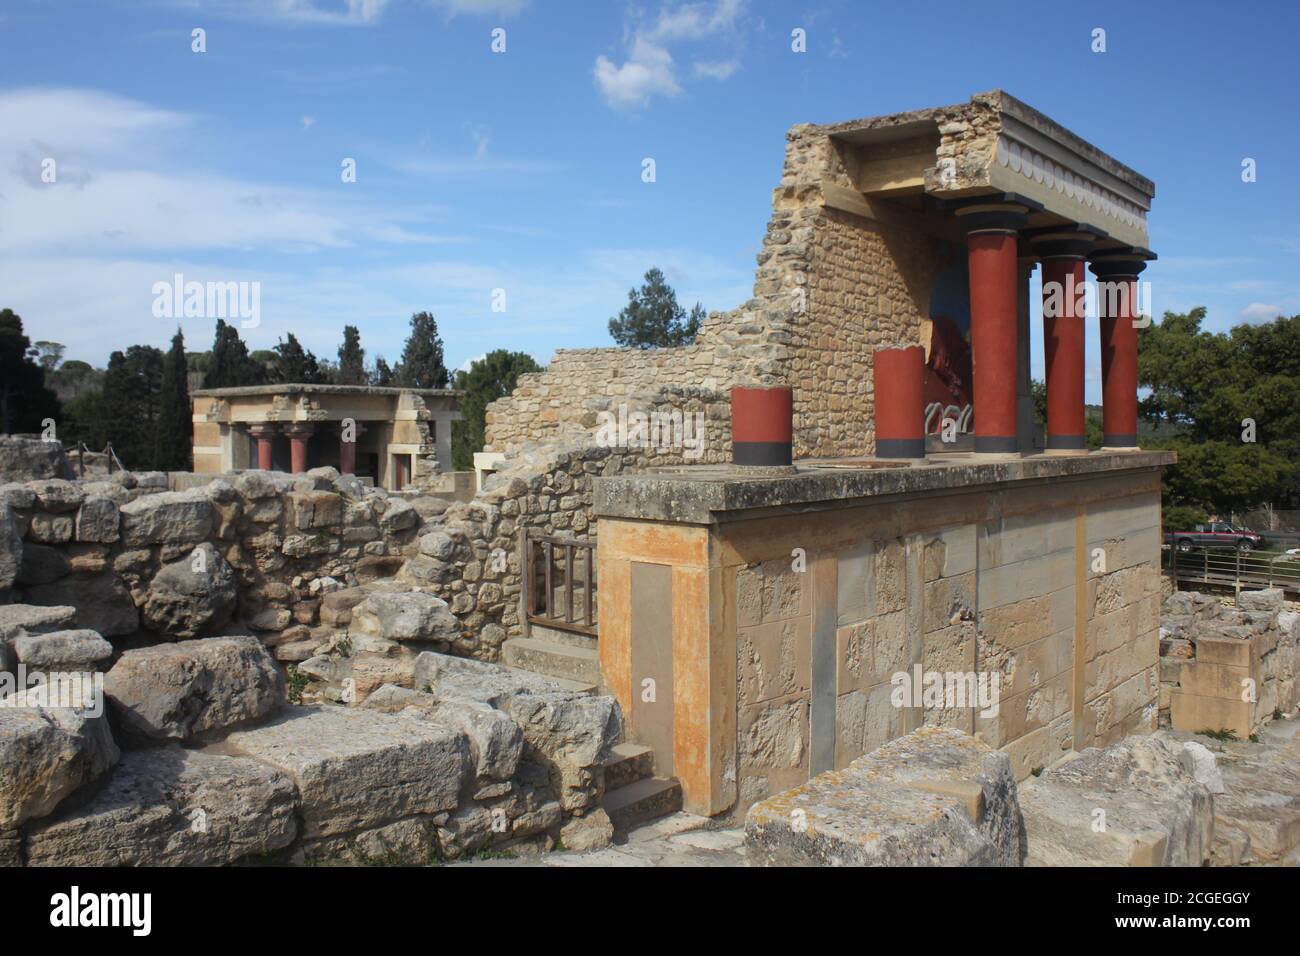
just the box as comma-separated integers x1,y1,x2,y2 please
190,384,460,491
479,91,1172,817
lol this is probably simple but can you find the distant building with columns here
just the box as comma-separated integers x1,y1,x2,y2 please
190,384,461,491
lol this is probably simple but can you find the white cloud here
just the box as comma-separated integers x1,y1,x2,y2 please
300,115,316,129
694,59,739,80
0,88,461,255
1239,302,1283,322
595,38,682,110
594,1,747,110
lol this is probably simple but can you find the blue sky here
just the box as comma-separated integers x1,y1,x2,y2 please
1,0,1297,401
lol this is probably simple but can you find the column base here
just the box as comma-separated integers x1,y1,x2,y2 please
974,436,1019,454
1102,433,1138,449
1043,448,1091,457
874,437,926,459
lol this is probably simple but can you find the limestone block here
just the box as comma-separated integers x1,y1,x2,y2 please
141,542,238,638
0,436,64,482
0,687,119,829
119,490,213,547
1020,732,1213,866
74,496,120,544
351,591,460,644
0,504,20,591
746,726,1024,866
0,603,76,642
13,629,113,670
24,747,297,866
25,572,138,636
106,636,283,741
225,705,468,839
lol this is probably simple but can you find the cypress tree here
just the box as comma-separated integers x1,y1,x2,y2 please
154,328,192,471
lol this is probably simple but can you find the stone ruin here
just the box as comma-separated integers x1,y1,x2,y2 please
0,434,640,865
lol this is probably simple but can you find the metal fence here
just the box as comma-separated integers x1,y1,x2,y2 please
1165,543,1300,596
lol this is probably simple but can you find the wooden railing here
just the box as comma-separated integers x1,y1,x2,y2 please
519,529,597,637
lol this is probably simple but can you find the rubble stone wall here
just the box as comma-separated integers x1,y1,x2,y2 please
484,116,952,461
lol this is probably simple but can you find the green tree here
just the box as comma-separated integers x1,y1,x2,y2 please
337,325,367,385
1139,308,1300,513
0,309,61,435
100,345,165,468
371,356,394,386
31,341,65,372
451,350,542,470
273,333,324,384
395,312,450,388
153,328,192,471
608,268,704,348
202,319,266,389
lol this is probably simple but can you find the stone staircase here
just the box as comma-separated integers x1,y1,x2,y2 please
502,623,600,691
599,742,683,839
501,625,683,839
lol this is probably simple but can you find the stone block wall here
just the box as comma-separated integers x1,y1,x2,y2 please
598,465,1166,817
1160,588,1299,738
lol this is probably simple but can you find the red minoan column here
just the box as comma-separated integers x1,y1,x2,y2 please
872,345,926,458
285,424,313,474
1090,250,1151,449
955,203,1029,454
249,424,275,471
731,386,793,466
338,421,362,476
1034,231,1095,453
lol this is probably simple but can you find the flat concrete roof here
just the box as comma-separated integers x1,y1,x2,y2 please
192,384,461,398
593,451,1176,525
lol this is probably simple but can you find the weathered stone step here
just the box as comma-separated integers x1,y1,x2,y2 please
529,623,598,652
601,777,682,835
501,666,596,696
603,742,655,791
501,637,600,685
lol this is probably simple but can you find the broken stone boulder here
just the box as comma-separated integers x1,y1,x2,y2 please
559,807,615,852
105,635,283,742
141,543,238,638
225,705,468,840
23,571,138,636
119,489,213,547
13,629,113,670
1237,588,1284,613
363,683,523,784
0,435,64,482
745,726,1024,866
24,746,297,866
350,591,460,644
415,652,620,810
1019,732,1213,866
0,687,119,830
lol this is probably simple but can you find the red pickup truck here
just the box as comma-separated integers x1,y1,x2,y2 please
1164,522,1266,554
